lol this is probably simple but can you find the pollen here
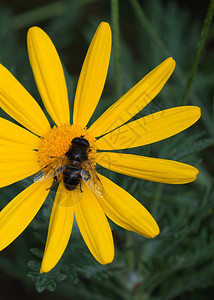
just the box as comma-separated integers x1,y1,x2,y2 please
37,124,97,168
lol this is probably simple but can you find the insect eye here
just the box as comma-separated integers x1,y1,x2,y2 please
71,137,81,144
72,137,90,147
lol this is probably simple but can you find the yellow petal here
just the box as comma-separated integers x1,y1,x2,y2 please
98,174,159,238
0,147,38,163
96,106,201,150
0,161,41,188
41,183,74,273
0,118,41,187
0,64,50,136
97,152,199,184
75,183,114,264
0,117,41,149
27,27,70,126
73,22,112,128
0,180,51,251
89,57,175,137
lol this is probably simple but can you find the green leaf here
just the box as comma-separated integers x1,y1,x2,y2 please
30,248,44,259
173,137,213,160
27,260,40,272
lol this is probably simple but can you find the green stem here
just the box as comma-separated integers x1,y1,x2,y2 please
130,0,214,136
111,0,122,99
130,0,169,56
181,0,214,105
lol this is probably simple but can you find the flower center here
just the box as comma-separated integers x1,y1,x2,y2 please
37,124,97,168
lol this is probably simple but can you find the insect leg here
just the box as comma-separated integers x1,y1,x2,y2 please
79,181,83,193
46,176,59,190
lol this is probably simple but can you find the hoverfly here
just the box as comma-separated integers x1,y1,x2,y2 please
34,137,104,197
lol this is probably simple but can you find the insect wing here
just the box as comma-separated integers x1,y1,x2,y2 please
80,161,104,197
34,154,67,182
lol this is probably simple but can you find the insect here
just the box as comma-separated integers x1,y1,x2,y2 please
34,137,104,197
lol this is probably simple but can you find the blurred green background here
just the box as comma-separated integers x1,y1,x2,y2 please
0,0,214,299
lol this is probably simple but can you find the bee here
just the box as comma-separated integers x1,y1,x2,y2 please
34,137,104,197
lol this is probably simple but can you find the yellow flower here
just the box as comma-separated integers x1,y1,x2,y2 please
0,22,200,273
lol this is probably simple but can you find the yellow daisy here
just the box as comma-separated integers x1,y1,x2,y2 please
0,22,200,273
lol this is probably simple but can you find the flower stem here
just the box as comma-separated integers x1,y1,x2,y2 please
111,0,122,99
181,0,214,105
